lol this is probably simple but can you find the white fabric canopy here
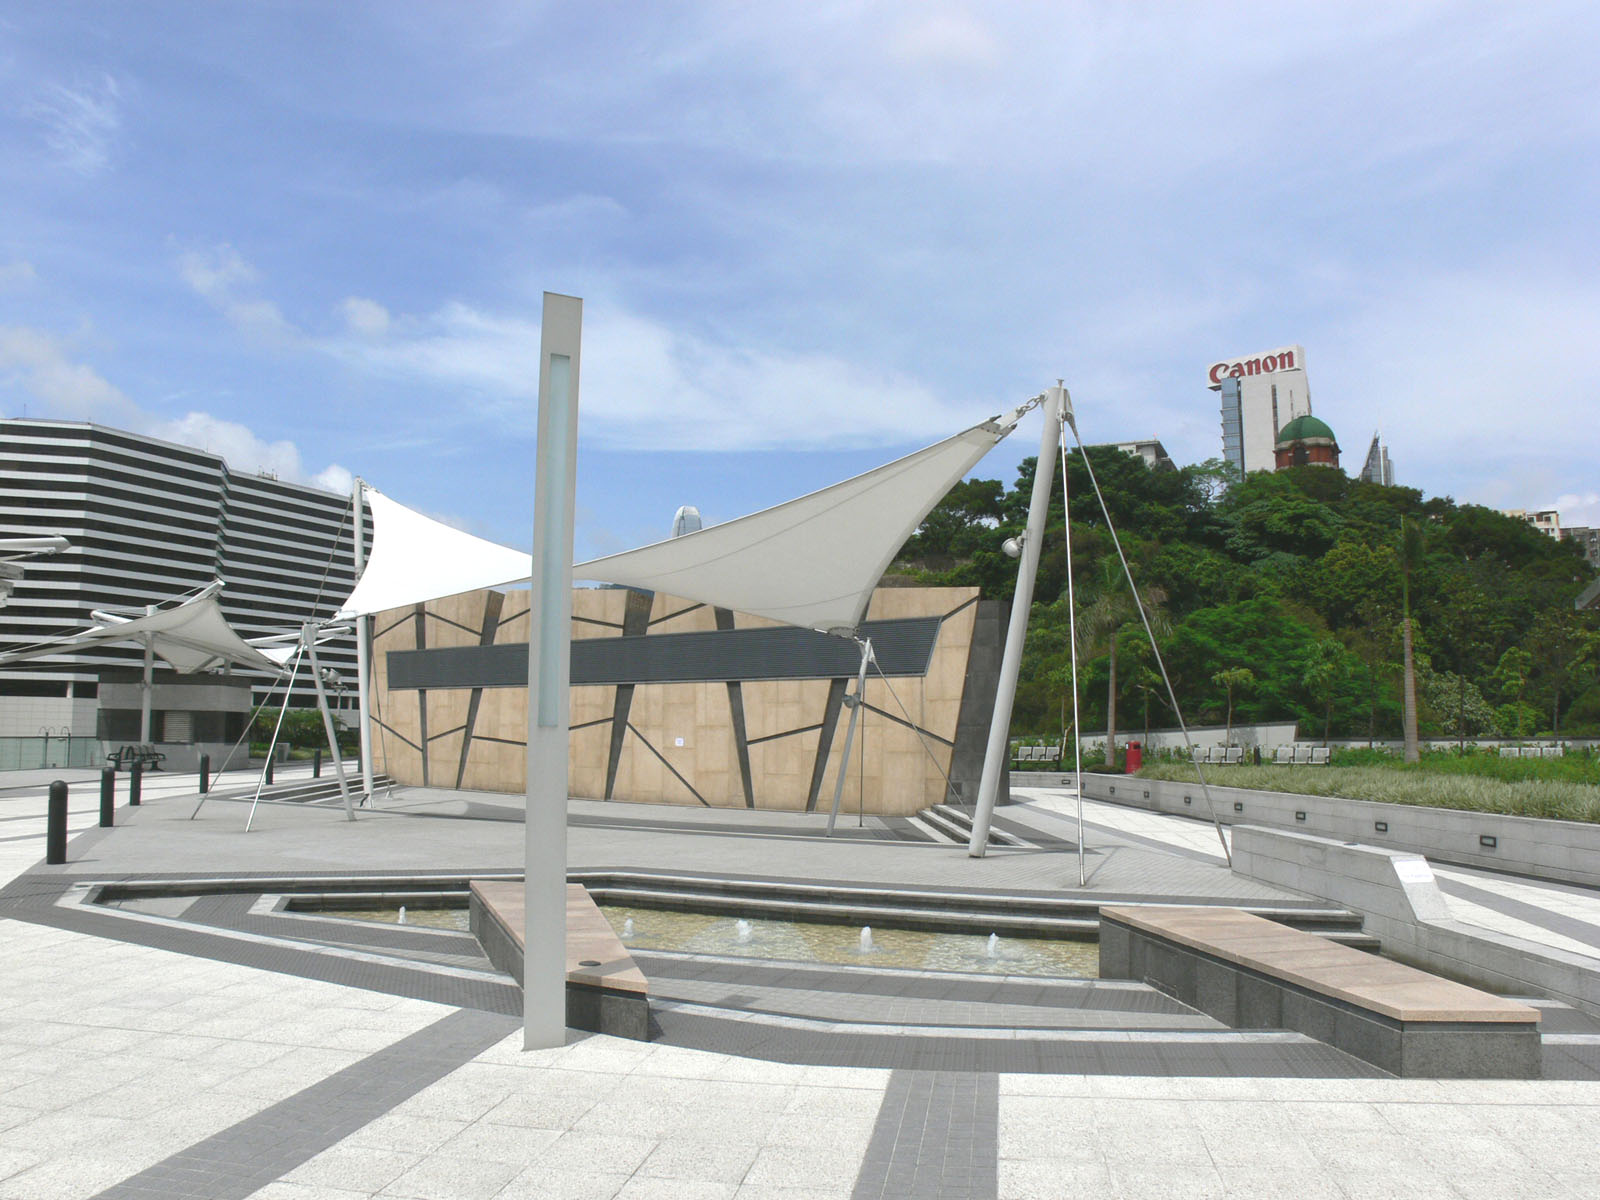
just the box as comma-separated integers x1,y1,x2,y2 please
0,585,283,674
574,413,1018,635
337,487,533,618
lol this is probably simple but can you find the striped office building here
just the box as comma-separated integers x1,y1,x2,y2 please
0,418,366,743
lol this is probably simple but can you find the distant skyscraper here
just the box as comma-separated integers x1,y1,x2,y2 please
671,505,703,538
1358,433,1396,486
1208,345,1312,474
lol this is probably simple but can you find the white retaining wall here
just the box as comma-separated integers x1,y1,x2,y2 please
1075,771,1600,889
1232,825,1600,1018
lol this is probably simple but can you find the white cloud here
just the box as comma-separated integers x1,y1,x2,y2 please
1552,493,1600,529
181,243,972,451
1323,268,1600,514
0,262,37,290
339,296,391,338
0,324,350,493
0,325,140,423
178,244,296,342
26,74,123,175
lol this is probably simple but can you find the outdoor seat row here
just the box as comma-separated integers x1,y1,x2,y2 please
1498,744,1565,758
107,744,165,770
1271,744,1330,766
1012,743,1063,764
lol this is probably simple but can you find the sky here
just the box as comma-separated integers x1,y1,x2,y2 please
2,1,1598,559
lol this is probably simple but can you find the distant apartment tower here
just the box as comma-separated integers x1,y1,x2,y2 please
1209,344,1312,475
1563,526,1600,569
1111,439,1175,472
1502,509,1562,539
1358,433,1396,487
0,419,365,738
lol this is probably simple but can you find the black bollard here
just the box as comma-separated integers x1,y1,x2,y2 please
265,755,274,785
47,781,68,865
100,767,115,828
130,761,142,807
199,754,210,794
313,748,322,778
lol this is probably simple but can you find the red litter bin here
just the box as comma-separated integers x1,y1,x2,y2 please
1124,740,1142,773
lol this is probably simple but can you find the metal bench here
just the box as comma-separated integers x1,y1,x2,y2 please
1272,744,1294,765
107,744,165,771
1309,746,1330,766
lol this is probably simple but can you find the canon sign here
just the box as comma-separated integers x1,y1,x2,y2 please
1207,345,1306,389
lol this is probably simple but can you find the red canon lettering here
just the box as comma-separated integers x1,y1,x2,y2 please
1208,362,1228,384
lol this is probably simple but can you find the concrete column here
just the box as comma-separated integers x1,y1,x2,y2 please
969,386,1064,856
525,292,582,1050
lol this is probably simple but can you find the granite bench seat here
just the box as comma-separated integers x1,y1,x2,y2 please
1099,905,1540,1077
469,880,649,1040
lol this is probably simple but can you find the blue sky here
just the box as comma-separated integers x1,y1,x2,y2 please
3,2,1598,557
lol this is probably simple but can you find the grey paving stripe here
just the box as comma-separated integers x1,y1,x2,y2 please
89,1006,518,1200
1435,875,1600,950
853,1069,998,1200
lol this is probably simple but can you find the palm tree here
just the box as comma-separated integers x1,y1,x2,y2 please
1301,638,1349,743
1399,517,1424,763
1211,666,1256,746
1081,558,1166,768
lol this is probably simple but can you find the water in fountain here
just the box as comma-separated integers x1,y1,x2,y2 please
622,917,635,939
986,933,999,958
397,906,407,925
860,925,874,952
736,919,753,944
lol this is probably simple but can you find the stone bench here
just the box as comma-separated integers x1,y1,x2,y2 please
1100,905,1540,1077
470,880,649,1040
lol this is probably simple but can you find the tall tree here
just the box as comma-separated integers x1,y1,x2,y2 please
1081,558,1166,767
1399,516,1424,763
1300,638,1351,743
1211,667,1256,746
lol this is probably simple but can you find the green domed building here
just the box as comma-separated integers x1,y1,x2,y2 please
1274,414,1340,469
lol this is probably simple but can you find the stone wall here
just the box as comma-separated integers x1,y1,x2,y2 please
369,586,999,816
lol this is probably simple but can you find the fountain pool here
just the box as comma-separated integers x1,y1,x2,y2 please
601,905,1099,978
307,901,1100,978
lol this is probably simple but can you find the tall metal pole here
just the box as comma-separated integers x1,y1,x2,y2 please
352,479,377,804
306,626,355,821
525,292,582,1050
825,638,874,837
968,386,1064,857
139,619,155,743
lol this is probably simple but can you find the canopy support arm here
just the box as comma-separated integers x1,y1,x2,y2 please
306,624,356,821
825,637,874,837
969,385,1065,856
353,479,376,805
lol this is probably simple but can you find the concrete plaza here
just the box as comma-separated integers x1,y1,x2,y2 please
1,766,1598,1198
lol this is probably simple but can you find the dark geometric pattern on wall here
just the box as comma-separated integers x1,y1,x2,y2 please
370,587,1003,815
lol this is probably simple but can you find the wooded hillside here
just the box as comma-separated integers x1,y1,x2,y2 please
890,450,1599,742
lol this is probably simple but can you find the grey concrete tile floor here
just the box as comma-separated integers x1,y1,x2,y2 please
1,774,1599,1196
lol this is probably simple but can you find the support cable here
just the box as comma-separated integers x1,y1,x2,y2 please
1064,413,1232,865
1059,433,1088,886
868,660,961,808
245,642,305,832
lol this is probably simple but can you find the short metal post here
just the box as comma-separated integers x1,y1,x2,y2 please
313,748,322,778
47,781,68,864
199,754,210,794
265,755,274,785
100,768,115,827
130,761,143,807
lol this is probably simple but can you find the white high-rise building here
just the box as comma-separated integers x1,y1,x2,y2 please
1208,344,1312,475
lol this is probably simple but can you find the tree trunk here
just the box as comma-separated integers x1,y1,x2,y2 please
1224,691,1234,746
1401,614,1419,764
1323,694,1333,744
1458,673,1466,752
1105,636,1118,767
